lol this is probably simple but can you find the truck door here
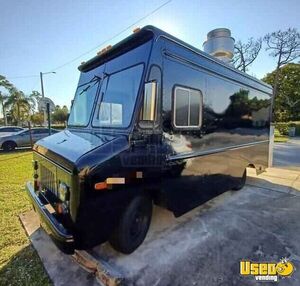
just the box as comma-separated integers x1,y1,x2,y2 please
130,65,164,182
18,130,31,147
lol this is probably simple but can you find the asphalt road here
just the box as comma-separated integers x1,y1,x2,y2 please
273,138,300,170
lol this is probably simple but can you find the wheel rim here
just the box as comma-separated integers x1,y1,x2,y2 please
4,143,13,151
129,207,147,240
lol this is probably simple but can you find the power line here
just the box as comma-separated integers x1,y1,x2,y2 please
51,0,173,71
6,75,39,80
4,0,173,81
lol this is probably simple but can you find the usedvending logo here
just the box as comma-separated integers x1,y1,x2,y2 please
240,258,294,282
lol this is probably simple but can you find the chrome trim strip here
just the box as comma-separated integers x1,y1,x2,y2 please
156,35,272,94
167,140,269,161
163,49,271,96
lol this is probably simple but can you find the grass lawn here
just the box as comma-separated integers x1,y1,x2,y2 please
0,151,51,285
274,128,289,143
274,135,289,143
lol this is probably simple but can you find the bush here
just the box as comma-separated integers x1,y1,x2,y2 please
51,124,65,130
274,128,281,136
275,122,289,135
275,121,300,136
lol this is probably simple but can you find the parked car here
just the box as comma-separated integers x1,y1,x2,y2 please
0,126,24,137
0,128,58,151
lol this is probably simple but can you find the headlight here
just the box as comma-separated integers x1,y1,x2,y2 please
58,182,70,202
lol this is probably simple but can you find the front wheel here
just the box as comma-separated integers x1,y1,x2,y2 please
109,195,152,254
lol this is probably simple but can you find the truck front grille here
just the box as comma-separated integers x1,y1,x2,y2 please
40,165,57,197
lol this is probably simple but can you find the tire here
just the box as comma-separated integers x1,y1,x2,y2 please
2,141,17,152
109,195,152,254
232,169,247,191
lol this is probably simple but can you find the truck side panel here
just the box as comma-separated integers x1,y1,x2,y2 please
157,37,271,215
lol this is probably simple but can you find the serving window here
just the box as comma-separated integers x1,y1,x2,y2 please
173,86,202,128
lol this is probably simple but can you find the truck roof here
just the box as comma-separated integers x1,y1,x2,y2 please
79,25,272,94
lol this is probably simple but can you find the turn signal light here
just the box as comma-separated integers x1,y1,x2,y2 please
56,203,64,214
94,177,125,191
95,181,107,191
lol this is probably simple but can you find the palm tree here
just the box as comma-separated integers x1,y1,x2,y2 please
5,88,31,126
0,75,14,125
29,90,42,113
0,92,9,125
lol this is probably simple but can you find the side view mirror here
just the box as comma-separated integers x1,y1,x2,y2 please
141,81,157,121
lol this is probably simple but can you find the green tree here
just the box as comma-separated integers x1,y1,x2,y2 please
5,88,31,126
52,105,68,125
31,112,44,126
0,93,9,125
29,90,42,112
264,28,300,104
0,75,14,125
263,63,300,121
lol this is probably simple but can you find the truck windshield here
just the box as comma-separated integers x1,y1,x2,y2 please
68,79,99,126
93,64,144,128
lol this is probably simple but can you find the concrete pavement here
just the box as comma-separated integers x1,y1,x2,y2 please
21,167,300,286
274,138,300,170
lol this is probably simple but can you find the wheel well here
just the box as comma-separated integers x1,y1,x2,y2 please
247,163,265,175
247,164,256,169
1,140,17,149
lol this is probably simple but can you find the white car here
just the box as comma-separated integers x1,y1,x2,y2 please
0,126,25,137
0,128,59,151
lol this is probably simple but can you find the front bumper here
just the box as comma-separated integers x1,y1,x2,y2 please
25,182,75,254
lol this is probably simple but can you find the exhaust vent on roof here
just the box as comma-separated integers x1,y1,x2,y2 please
203,28,235,63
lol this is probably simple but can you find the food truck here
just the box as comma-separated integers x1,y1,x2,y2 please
26,26,272,254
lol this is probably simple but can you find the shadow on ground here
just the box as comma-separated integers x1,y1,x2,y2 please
0,245,51,286
15,168,300,286
88,173,300,286
0,147,32,154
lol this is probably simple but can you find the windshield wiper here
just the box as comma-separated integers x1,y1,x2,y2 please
79,85,91,95
79,76,101,95
92,75,102,81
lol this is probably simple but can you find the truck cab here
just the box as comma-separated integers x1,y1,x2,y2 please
26,26,272,254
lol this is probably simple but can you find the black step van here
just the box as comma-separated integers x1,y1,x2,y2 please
26,26,272,254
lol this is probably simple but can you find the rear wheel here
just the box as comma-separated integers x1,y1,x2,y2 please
232,169,247,191
2,141,17,152
109,195,152,254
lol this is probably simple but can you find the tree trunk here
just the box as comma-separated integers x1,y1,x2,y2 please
17,104,20,126
241,52,246,72
271,67,281,122
1,102,7,126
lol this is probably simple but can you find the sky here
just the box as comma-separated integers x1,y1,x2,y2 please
0,0,300,110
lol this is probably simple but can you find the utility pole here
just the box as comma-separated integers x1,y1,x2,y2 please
46,103,51,135
40,71,56,126
40,72,46,126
